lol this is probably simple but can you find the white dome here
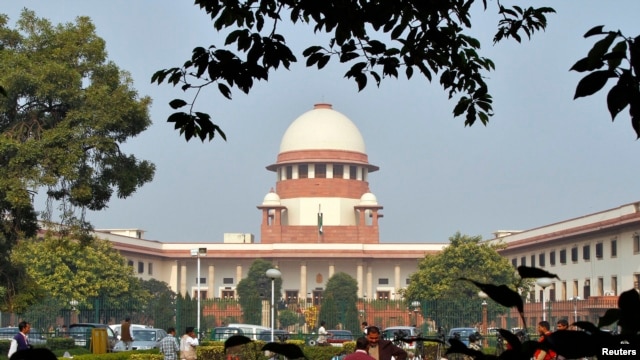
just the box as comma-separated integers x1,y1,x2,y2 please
279,103,366,154
359,192,378,206
262,190,281,206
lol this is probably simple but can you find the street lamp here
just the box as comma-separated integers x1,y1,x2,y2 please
191,247,207,337
411,301,420,326
266,268,282,342
569,297,582,324
478,292,488,347
536,278,553,321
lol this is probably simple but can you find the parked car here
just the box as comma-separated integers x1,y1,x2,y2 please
327,330,354,347
0,327,47,345
447,327,478,346
258,329,289,342
109,323,149,340
210,327,243,341
112,328,167,352
227,323,271,340
69,323,118,350
382,326,421,349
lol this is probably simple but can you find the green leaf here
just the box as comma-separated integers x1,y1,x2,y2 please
168,99,188,109
573,70,613,99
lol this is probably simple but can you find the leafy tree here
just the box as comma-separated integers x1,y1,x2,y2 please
402,232,523,329
318,272,359,332
236,259,282,325
0,10,154,309
152,1,554,142
10,233,140,312
571,27,640,138
138,278,177,329
278,309,301,329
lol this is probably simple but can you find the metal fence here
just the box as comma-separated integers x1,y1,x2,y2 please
0,295,619,339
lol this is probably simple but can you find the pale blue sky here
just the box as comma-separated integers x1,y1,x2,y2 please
4,1,640,243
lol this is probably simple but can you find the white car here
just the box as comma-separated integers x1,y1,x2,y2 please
109,323,149,340
112,328,167,352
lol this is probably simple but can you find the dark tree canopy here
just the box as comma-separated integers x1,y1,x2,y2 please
153,0,555,142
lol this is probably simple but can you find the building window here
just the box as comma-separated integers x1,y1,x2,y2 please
377,291,391,300
285,166,293,179
560,249,567,264
561,281,567,301
285,290,299,304
611,239,617,257
221,290,235,299
549,251,556,266
298,164,308,178
405,278,410,285
223,277,233,284
597,277,603,296
333,164,343,178
573,280,579,298
539,253,545,267
511,258,517,267
595,243,603,259
571,247,578,262
349,166,357,179
520,257,526,266
583,245,590,261
315,164,326,178
193,290,207,299
378,278,389,285
148,262,153,275
530,255,535,268
635,274,640,290
196,277,206,284
127,260,134,267
611,276,618,295
137,261,144,274
584,279,591,299
634,234,640,253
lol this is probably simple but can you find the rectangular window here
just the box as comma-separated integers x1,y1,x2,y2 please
378,278,389,285
634,234,640,253
597,277,603,296
333,164,343,178
539,253,545,267
315,164,326,178
530,255,535,268
583,245,590,261
561,281,567,301
584,279,591,299
520,257,526,266
560,249,567,264
406,278,411,285
611,239,617,257
349,166,357,179
549,251,556,266
148,262,153,275
285,290,299,303
137,261,144,274
223,277,233,284
511,258,517,267
573,280,579,298
571,247,578,262
298,164,308,178
127,260,134,267
611,276,617,295
377,291,391,300
195,277,206,284
286,166,293,179
595,243,603,259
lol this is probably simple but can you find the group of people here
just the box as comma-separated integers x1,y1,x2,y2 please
534,319,578,360
160,326,199,360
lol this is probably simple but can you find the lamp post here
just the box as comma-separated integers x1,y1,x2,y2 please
69,300,79,325
478,292,488,347
266,268,282,342
536,278,553,321
191,247,207,337
569,297,582,324
411,301,421,327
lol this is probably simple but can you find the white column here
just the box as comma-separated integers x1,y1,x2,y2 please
208,265,215,299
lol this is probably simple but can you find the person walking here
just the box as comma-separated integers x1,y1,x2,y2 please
317,321,329,346
120,317,135,350
344,337,376,360
7,321,31,358
365,326,407,360
160,327,180,360
180,327,199,360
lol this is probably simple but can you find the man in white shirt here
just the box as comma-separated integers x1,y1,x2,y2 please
180,327,199,360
